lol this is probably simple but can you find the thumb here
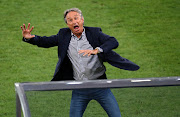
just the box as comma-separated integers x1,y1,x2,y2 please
24,35,35,39
31,35,35,38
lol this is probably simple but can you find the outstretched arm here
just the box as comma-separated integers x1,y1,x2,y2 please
20,23,58,48
20,23,35,39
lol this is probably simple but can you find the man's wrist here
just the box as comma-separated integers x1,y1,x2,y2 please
23,35,35,41
95,47,103,53
23,37,30,41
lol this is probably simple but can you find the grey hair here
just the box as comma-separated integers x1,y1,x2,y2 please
64,8,83,24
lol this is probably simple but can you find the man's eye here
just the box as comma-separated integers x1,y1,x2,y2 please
75,17,79,20
68,19,72,22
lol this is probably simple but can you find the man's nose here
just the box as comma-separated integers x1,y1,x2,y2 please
72,19,77,24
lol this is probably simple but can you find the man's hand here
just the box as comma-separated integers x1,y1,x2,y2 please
20,23,35,39
78,49,99,57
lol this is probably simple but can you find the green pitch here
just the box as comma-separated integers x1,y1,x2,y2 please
0,0,179,116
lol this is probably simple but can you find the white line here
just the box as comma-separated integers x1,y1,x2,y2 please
131,79,151,83
107,81,112,83
67,82,83,85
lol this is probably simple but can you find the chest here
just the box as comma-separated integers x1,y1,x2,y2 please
68,34,94,56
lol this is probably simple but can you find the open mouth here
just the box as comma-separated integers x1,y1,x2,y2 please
74,25,79,30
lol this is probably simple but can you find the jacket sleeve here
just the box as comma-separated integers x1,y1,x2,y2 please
22,30,60,48
95,28,140,71
97,28,119,53
103,51,140,71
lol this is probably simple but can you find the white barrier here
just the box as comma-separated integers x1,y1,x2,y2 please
15,76,180,117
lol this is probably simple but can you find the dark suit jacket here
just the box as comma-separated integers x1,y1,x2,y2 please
23,26,140,81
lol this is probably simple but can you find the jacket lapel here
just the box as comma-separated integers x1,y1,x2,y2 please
85,27,96,48
58,28,71,59
62,29,71,50
63,32,71,50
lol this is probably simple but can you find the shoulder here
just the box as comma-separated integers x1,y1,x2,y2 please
57,27,70,34
84,26,102,32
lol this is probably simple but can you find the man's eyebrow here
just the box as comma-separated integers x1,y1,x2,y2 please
74,14,79,17
67,14,80,19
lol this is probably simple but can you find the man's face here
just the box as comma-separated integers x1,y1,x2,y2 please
66,11,84,37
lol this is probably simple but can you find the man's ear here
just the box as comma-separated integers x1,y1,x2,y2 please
82,17,84,24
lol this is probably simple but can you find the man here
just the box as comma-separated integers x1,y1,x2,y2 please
21,8,139,117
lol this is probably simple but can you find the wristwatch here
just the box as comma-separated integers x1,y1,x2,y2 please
95,47,103,53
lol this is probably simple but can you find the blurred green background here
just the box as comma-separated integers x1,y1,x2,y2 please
0,0,179,116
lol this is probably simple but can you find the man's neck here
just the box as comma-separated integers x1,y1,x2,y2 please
74,33,82,38
72,28,85,38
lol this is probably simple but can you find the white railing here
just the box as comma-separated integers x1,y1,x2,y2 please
15,76,180,117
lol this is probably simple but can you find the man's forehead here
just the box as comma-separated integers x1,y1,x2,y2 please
66,11,80,18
